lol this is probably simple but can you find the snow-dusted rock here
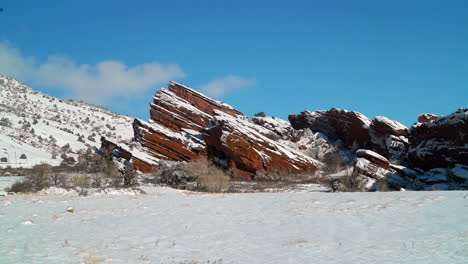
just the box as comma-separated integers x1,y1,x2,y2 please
417,168,448,184
409,108,468,170
352,149,409,190
204,110,321,179
372,116,407,137
112,81,322,178
289,108,373,147
424,183,449,191
417,113,438,123
22,220,33,225
356,149,390,169
110,81,242,172
452,164,468,182
288,108,409,163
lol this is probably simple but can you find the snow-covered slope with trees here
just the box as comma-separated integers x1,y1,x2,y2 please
0,75,134,168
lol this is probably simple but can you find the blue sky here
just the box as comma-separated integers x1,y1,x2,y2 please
1,0,467,126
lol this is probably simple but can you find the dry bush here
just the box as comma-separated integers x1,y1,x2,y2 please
6,181,34,193
7,164,52,193
322,153,347,174
28,164,51,191
330,173,362,192
72,174,90,189
123,162,137,186
376,179,390,192
254,169,285,181
186,159,229,193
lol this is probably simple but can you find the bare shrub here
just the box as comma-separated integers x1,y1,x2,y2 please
157,162,190,186
8,164,52,193
330,172,361,192
156,160,229,192
6,181,34,193
123,162,137,186
376,179,390,192
187,159,229,193
49,171,65,186
255,169,285,181
322,153,346,174
27,164,52,191
72,174,90,189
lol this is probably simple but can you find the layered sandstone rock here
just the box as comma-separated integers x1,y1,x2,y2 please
127,81,240,171
204,111,321,179
119,81,320,176
408,108,468,170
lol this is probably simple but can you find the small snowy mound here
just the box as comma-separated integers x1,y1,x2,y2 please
92,188,144,196
39,187,77,196
22,220,33,225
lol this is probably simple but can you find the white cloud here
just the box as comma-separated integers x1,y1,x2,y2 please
200,75,255,97
0,42,185,104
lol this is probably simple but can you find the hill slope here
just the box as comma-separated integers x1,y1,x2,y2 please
0,75,134,168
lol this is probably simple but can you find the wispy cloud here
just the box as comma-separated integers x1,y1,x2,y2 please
0,42,185,104
200,75,255,98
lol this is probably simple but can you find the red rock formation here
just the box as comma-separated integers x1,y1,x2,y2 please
204,111,320,179
127,81,320,177
371,116,407,137
289,108,372,147
129,81,242,171
409,108,468,170
288,108,409,162
352,149,409,191
417,113,438,123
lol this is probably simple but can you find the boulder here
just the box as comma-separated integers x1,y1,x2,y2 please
417,113,438,123
352,149,408,191
417,168,448,184
451,164,468,182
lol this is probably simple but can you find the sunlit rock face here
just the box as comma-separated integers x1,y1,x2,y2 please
131,81,320,177
204,111,320,179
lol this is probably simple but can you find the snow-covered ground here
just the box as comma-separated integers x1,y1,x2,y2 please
1,182,466,264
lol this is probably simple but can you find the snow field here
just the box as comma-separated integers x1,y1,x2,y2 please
0,186,467,264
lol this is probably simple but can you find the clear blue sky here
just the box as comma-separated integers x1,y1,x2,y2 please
1,0,467,126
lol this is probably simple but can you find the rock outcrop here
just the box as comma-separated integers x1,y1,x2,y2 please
289,108,408,163
352,149,408,191
204,111,321,179
127,81,240,172
289,108,373,147
102,80,466,190
408,108,468,170
118,81,320,176
417,113,438,123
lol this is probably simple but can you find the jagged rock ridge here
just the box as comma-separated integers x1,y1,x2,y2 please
120,81,321,178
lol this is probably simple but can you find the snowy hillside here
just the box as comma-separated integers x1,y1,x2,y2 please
0,75,134,168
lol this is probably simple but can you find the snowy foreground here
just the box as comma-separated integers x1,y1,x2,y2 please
1,182,467,263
